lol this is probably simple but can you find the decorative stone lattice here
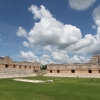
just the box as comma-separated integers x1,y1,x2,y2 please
89,55,100,63
0,56,13,64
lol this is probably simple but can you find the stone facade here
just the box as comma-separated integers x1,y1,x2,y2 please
47,55,100,75
0,56,40,72
89,55,100,63
1,55,100,78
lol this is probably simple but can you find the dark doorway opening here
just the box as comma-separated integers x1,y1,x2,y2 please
13,65,16,68
50,70,52,73
57,70,60,73
25,66,26,69
71,70,75,73
5,64,8,68
88,70,92,73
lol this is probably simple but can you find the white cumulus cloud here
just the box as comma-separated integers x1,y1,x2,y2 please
20,51,38,61
20,50,89,64
67,34,96,52
82,5,100,54
17,27,27,37
23,41,29,47
51,51,69,63
17,4,100,64
17,5,82,50
51,51,89,63
43,45,52,52
40,54,51,65
92,5,100,26
69,0,96,10
20,51,52,65
92,25,97,29
28,5,52,19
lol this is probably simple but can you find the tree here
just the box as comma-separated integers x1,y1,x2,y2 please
41,65,47,70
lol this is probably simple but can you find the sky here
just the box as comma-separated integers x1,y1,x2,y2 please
0,0,100,65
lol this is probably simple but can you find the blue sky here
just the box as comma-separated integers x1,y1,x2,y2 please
0,0,100,64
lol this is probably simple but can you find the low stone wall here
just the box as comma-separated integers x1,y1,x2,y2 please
0,68,36,78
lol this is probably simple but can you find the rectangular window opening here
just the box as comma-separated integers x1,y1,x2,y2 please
88,70,92,73
71,70,75,73
50,70,52,73
5,64,8,68
57,70,60,73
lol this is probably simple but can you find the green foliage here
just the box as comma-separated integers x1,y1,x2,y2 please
0,76,100,100
41,65,47,70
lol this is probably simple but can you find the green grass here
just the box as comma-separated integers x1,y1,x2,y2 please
0,76,100,100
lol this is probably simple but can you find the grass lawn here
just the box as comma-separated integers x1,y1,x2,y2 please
0,76,100,100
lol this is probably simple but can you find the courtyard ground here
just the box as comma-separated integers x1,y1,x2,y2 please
0,76,100,100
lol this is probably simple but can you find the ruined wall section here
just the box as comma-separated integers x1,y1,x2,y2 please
47,55,100,74
47,63,100,74
89,55,100,63
0,56,40,71
0,56,13,64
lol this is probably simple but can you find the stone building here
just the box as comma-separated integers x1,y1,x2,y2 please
1,55,100,78
46,55,100,77
0,56,40,72
0,56,40,78
89,55,100,63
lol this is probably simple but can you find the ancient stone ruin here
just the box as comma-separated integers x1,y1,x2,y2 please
0,56,40,78
89,55,100,63
1,55,100,78
46,55,100,78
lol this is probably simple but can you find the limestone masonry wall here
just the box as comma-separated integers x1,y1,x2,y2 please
0,56,40,78
47,55,100,75
0,56,40,72
1,55,100,78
